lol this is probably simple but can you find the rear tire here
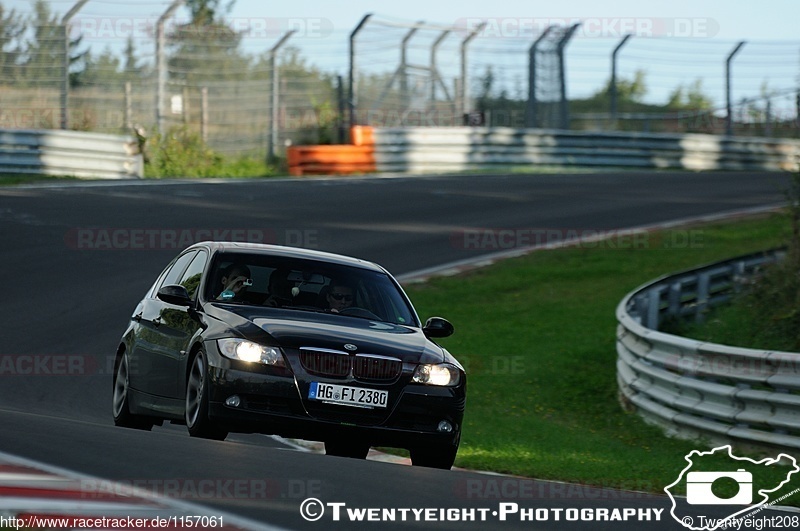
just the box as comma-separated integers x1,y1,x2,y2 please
324,438,370,459
410,444,457,469
112,351,153,431
185,350,228,441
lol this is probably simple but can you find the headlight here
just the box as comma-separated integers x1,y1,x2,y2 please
217,339,285,367
412,363,461,386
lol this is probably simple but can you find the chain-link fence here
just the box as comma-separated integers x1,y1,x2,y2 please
1,2,798,162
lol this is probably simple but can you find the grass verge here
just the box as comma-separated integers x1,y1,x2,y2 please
403,211,799,497
0,174,80,186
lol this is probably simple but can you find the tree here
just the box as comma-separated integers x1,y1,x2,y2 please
122,35,144,80
78,46,124,88
22,0,87,87
0,5,25,83
666,79,713,110
168,0,250,85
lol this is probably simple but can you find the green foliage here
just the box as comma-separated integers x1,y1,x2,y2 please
144,126,277,178
666,79,714,110
24,0,87,88
403,214,792,490
168,0,249,85
684,175,800,351
0,4,25,82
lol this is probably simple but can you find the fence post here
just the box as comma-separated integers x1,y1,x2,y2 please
725,41,746,136
460,22,485,118
155,1,184,135
337,75,345,144
267,30,296,164
610,34,633,128
400,24,422,110
124,81,132,130
557,23,580,130
201,87,208,144
60,0,90,130
430,30,451,104
526,26,555,129
348,14,374,132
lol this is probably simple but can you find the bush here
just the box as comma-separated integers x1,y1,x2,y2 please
684,173,800,351
143,126,278,178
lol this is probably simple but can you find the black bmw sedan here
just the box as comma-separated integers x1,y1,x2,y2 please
112,242,465,469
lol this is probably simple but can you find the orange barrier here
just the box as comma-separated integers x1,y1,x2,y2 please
350,125,375,147
287,127,376,176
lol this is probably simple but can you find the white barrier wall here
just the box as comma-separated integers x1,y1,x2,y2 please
0,129,144,179
365,127,800,173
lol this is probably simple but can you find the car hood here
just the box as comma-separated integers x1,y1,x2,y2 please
210,305,444,364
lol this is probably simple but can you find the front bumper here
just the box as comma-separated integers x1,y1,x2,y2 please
206,364,465,449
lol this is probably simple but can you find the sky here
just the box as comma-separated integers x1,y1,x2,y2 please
6,0,800,112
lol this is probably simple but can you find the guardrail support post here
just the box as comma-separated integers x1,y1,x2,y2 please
695,273,710,322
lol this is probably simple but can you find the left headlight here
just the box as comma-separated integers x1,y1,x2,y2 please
412,363,461,387
217,338,286,367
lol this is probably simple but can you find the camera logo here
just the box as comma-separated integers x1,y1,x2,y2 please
686,469,752,505
665,445,799,531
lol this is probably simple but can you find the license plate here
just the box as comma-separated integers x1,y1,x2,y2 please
308,382,388,409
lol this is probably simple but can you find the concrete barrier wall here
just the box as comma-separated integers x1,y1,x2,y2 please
286,126,800,176
0,129,144,179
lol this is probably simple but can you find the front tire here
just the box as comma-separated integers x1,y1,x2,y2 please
185,350,228,441
112,351,152,431
410,444,458,469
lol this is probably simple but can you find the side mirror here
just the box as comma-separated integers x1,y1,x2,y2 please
157,284,192,306
423,317,454,338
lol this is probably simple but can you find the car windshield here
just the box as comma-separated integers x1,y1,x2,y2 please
204,252,418,327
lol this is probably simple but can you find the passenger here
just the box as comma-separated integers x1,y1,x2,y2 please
264,268,294,307
216,263,251,302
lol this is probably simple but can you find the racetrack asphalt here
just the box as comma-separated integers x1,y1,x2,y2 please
0,170,793,529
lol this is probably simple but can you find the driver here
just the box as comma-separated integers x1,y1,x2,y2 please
325,281,354,313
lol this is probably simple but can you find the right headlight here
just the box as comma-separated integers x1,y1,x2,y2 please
412,363,461,386
217,338,286,367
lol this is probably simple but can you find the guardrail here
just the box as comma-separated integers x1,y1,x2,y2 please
615,249,800,452
0,129,144,179
287,126,800,175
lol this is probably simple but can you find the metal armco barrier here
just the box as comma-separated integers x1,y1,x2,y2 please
0,129,144,179
287,126,800,175
615,249,800,453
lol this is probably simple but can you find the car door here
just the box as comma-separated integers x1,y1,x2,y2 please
129,250,197,398
151,250,209,399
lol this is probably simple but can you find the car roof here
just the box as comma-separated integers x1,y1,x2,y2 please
188,241,386,273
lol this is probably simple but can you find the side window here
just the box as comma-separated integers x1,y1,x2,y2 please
159,251,197,291
179,250,208,300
